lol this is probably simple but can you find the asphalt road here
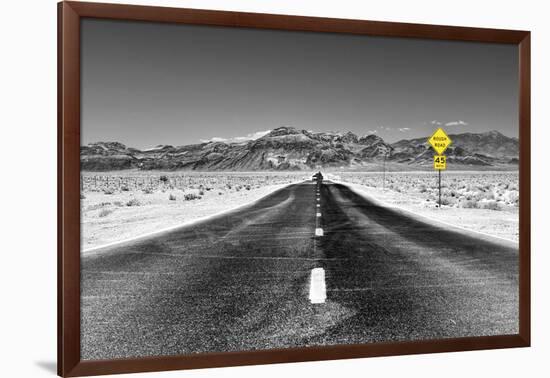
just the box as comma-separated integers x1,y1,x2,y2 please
81,180,518,360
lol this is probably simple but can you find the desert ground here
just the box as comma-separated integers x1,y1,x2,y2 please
81,170,519,251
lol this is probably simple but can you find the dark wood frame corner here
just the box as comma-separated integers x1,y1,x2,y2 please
58,1,531,376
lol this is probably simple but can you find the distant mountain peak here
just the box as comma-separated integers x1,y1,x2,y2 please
89,141,127,150
143,144,174,151
81,129,519,171
264,126,301,137
359,134,384,144
483,130,505,137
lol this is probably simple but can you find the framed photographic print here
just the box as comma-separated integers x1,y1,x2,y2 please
58,1,530,376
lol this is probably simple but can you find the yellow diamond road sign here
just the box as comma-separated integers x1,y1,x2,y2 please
428,128,452,155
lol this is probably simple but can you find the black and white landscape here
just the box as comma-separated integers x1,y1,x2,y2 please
82,178,518,359
80,18,519,360
80,129,520,359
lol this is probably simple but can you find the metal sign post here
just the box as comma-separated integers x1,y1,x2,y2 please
383,152,386,191
439,169,441,208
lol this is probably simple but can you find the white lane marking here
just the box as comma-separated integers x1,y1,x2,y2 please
309,268,327,304
316,212,321,217
316,204,320,207
315,228,324,236
316,198,320,202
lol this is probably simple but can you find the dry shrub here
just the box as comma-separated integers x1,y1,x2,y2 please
126,198,141,207
99,208,113,217
479,200,501,211
184,193,201,201
440,196,457,206
460,199,477,209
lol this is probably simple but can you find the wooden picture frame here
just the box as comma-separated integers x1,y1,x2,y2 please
58,1,530,376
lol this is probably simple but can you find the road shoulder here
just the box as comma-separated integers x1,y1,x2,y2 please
330,179,518,248
82,180,305,254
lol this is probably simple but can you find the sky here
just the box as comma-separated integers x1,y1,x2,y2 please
81,18,519,149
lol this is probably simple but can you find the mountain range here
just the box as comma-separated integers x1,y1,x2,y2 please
81,127,519,171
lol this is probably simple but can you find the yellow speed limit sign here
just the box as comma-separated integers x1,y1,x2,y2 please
433,155,447,170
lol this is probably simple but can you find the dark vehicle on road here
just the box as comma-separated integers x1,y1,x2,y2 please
312,171,324,182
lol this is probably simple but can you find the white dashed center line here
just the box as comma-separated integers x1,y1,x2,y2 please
309,268,327,304
310,184,326,304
